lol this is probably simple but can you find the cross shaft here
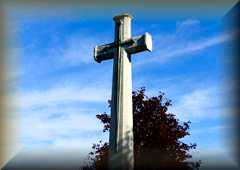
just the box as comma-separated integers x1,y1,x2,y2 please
94,13,152,170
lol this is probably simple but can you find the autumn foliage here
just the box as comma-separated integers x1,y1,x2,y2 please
82,87,201,170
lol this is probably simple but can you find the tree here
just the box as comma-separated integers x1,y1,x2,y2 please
83,87,201,170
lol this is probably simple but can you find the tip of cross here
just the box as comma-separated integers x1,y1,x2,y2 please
113,13,133,21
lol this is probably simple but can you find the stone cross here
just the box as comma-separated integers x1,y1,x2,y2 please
94,13,152,170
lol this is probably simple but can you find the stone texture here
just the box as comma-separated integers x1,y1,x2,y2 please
94,13,152,170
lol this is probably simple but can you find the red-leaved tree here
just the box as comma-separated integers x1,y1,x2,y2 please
82,87,201,170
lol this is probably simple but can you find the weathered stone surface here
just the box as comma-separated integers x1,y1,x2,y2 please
94,13,152,170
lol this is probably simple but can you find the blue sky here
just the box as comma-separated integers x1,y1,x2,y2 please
5,4,237,166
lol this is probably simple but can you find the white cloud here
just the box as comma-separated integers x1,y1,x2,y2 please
177,19,200,28
17,82,111,149
57,32,112,66
52,135,107,150
190,147,238,168
17,85,111,109
20,110,103,141
176,19,200,34
159,32,230,59
190,125,231,134
169,86,227,122
136,19,236,66
146,32,232,65
60,36,98,65
19,103,109,150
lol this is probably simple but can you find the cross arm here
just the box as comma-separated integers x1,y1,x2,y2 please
94,42,116,63
124,32,152,54
94,32,152,63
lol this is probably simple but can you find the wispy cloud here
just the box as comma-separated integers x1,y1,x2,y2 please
175,19,200,35
20,109,103,141
17,82,110,149
52,135,108,150
17,85,110,109
59,35,105,65
19,101,108,150
190,125,231,134
14,20,113,150
169,85,230,122
136,19,235,66
190,147,237,168
16,21,112,79
156,32,231,60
